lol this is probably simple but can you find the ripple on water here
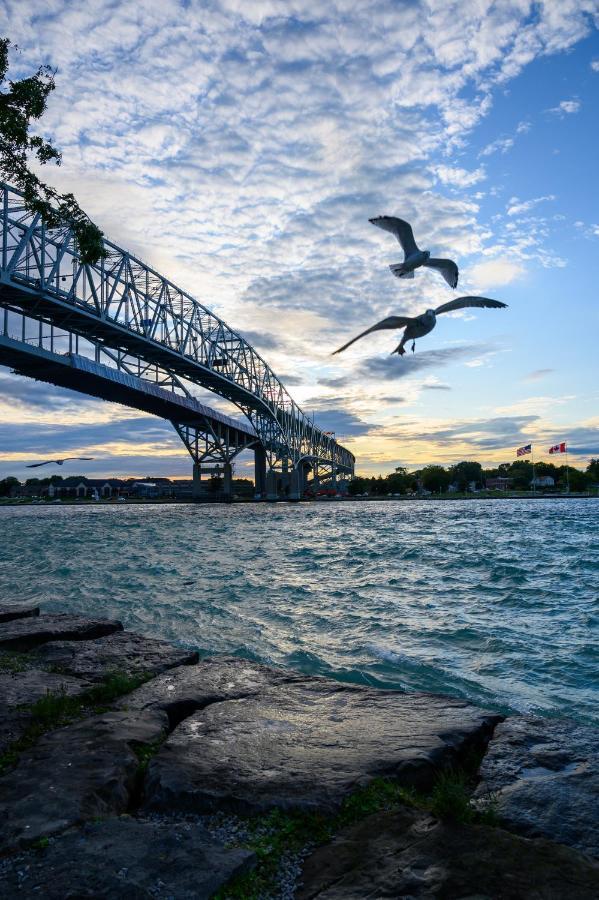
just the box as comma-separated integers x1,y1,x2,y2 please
0,498,597,723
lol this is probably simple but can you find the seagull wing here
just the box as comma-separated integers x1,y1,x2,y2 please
369,217,419,258
332,316,413,355
434,296,508,315
25,461,52,468
423,258,459,289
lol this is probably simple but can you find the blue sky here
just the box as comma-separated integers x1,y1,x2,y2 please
1,0,598,479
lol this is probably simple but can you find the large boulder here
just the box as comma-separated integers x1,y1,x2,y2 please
0,817,254,899
33,631,199,682
0,614,122,651
298,808,599,899
0,708,168,851
474,715,599,858
118,654,308,725
143,677,501,815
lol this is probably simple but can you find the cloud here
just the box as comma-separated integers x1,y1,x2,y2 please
433,165,486,187
468,257,524,288
592,60,599,72
506,195,556,216
479,136,514,156
547,99,581,115
422,383,451,391
523,368,555,382
358,344,495,381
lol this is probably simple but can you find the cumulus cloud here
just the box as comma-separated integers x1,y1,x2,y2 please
468,257,524,288
591,60,599,72
433,165,486,187
506,195,556,216
547,99,581,115
479,136,514,157
358,344,495,381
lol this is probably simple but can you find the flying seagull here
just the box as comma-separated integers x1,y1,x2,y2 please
333,297,507,356
25,457,95,469
370,215,459,288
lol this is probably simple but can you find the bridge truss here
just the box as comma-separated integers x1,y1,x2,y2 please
0,183,353,497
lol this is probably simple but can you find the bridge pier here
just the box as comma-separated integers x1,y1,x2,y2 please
254,445,266,499
192,463,202,499
223,462,233,500
266,469,278,502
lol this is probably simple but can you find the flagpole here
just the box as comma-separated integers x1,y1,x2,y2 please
531,443,536,496
565,444,570,494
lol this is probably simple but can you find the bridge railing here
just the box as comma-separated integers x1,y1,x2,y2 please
0,183,354,473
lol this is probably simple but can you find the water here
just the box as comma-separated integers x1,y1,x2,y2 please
0,499,597,724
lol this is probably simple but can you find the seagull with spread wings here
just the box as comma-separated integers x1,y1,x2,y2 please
333,297,507,356
25,457,95,469
370,215,459,288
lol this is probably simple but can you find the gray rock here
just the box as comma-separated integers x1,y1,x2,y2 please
0,669,92,708
298,808,599,899
0,604,40,623
119,654,306,725
33,631,199,682
0,707,33,757
0,614,122,651
474,715,599,859
0,707,168,851
0,816,254,899
143,678,501,815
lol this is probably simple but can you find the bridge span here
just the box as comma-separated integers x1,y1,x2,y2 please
0,183,354,499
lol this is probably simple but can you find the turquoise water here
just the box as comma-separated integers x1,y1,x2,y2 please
0,499,597,723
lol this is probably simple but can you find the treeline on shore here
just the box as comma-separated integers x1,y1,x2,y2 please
349,458,599,496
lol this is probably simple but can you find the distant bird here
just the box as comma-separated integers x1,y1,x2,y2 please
25,457,95,469
333,297,507,356
370,216,459,288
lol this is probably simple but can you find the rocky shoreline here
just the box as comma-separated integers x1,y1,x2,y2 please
0,603,597,898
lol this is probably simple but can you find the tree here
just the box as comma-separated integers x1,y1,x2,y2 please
0,38,104,264
420,465,451,493
587,459,599,483
450,460,483,491
0,476,19,497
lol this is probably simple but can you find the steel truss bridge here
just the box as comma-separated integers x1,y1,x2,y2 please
0,183,354,499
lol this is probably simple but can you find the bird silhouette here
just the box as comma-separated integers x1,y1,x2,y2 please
25,457,95,469
370,215,459,288
333,297,507,356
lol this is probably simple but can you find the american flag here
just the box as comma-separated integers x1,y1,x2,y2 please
549,442,567,454
516,443,532,457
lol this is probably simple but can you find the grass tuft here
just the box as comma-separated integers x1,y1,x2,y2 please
0,670,151,775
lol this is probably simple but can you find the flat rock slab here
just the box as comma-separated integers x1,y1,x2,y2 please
0,614,122,651
0,669,92,708
33,631,199,682
0,707,168,851
0,817,254,899
474,715,599,859
143,679,501,815
0,604,40,623
119,654,308,724
298,808,599,899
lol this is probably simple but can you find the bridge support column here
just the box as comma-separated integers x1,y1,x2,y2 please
223,462,233,501
288,467,302,501
192,463,202,499
254,445,266,499
266,469,278,502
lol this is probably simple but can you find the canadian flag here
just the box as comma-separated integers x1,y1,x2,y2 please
549,442,567,454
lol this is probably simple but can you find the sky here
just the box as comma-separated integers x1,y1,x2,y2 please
1,0,598,480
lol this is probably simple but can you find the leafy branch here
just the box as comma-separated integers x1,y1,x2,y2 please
0,38,105,264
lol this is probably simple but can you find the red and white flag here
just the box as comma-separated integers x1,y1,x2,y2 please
549,442,567,454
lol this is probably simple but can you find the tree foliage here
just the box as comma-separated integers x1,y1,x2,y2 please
0,38,104,264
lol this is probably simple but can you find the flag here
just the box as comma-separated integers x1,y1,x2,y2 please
549,442,566,454
516,444,532,457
